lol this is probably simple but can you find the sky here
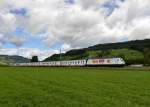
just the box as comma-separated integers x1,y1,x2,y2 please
0,0,150,60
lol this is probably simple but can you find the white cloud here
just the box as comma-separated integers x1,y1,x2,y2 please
75,0,107,10
0,0,150,58
8,35,26,47
0,34,6,47
61,43,71,52
106,0,150,40
129,17,150,40
0,48,59,61
0,12,16,33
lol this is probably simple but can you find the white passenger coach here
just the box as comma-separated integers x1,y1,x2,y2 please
87,58,125,66
11,57,125,67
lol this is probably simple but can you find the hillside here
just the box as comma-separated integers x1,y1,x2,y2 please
44,39,150,65
0,55,30,65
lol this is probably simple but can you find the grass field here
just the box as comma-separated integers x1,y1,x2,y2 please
0,67,150,107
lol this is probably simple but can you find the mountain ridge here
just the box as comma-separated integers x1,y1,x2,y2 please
44,39,150,65
0,55,30,65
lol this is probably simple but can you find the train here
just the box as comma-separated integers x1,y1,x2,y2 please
10,57,125,67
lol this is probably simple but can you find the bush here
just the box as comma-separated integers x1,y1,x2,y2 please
108,49,144,65
144,48,150,65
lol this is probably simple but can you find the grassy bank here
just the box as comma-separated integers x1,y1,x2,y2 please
0,67,150,107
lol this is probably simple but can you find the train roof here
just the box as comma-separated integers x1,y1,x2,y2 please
88,57,123,59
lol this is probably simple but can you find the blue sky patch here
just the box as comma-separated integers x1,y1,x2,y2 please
103,0,119,16
10,8,27,16
120,36,129,42
64,0,75,4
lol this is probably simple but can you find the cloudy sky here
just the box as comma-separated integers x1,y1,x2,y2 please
0,0,150,60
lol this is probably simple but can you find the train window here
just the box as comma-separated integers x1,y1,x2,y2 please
93,60,98,64
99,60,104,63
107,60,110,63
120,59,123,61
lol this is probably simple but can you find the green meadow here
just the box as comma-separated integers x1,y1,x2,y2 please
0,67,150,107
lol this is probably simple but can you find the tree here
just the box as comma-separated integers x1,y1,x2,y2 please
31,56,38,62
102,50,110,57
144,48,150,65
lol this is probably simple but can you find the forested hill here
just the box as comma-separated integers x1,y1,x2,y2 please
0,55,30,65
44,39,150,65
88,39,150,51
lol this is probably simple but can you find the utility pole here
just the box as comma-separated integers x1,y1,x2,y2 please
60,48,61,66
